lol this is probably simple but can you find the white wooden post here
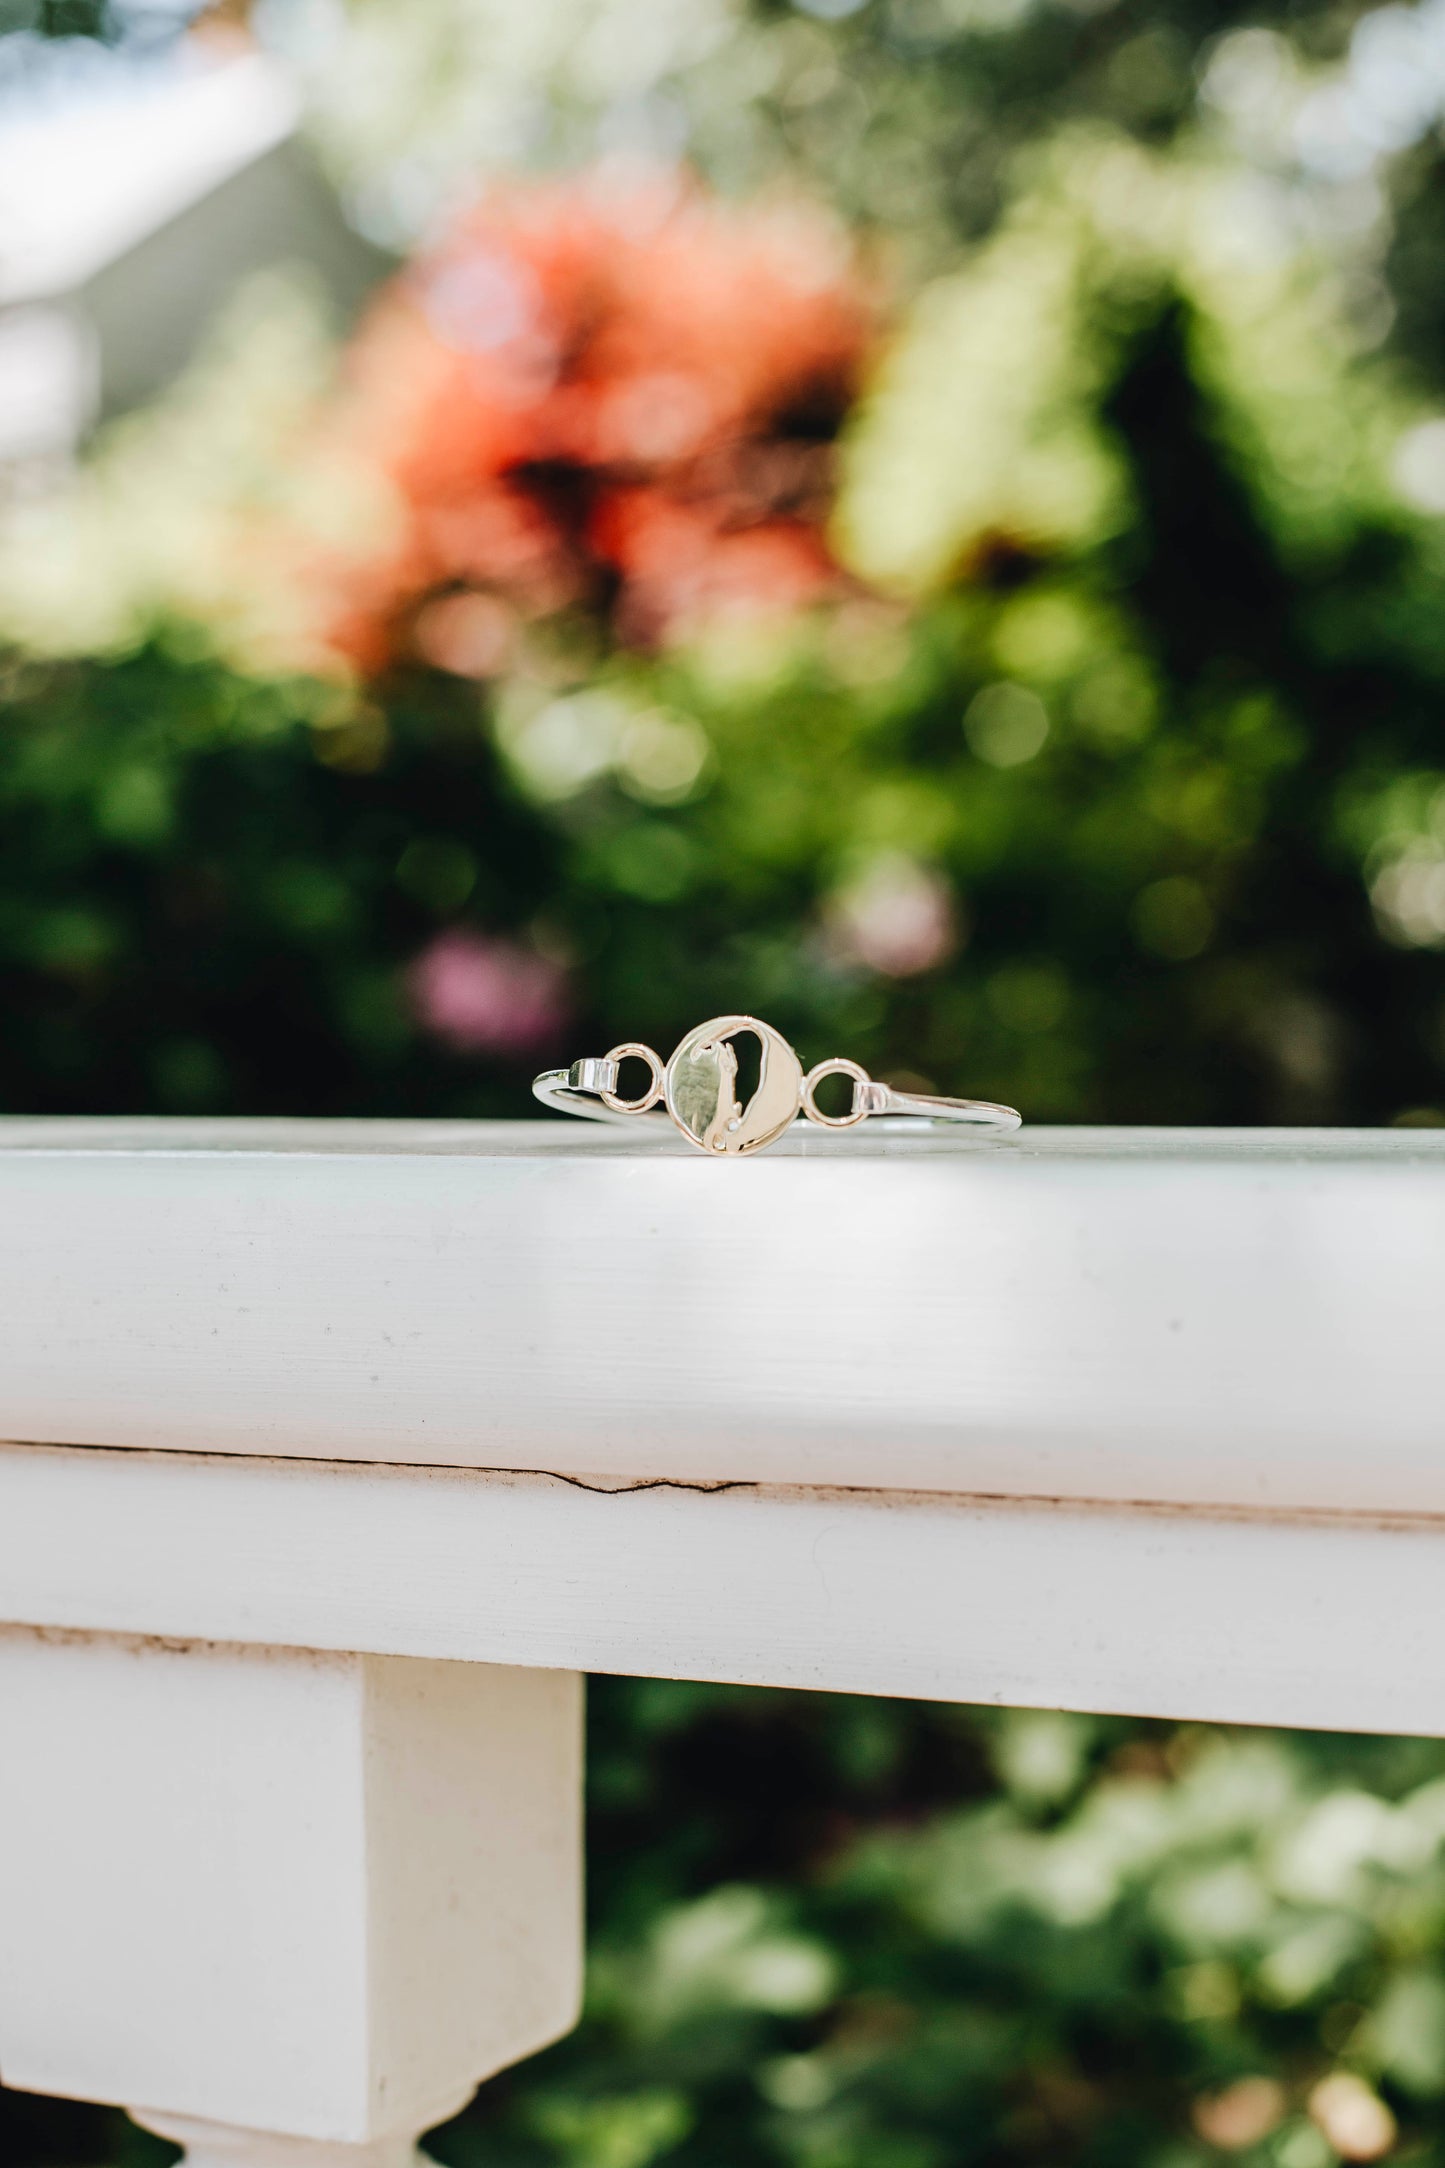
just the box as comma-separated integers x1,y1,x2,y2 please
0,1628,582,2167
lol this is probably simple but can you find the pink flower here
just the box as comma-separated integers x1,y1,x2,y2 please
826,856,960,978
408,930,570,1057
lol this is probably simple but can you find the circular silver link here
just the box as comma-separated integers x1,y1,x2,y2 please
802,1056,871,1129
600,1042,665,1114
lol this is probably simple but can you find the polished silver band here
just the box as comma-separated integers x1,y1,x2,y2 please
532,1015,1020,1157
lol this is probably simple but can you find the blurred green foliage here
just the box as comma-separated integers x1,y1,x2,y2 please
0,646,560,1112
428,1690,1445,2168
6,223,1445,1120
9,2,1445,2166
6,52,1445,1120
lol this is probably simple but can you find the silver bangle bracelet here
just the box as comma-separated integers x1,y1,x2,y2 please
533,1013,1021,1157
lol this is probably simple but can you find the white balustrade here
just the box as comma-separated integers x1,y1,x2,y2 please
2,1118,1444,2168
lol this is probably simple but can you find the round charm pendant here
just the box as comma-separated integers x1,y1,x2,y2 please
663,1014,804,1155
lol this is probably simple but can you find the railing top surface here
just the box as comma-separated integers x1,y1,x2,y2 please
3,1118,1444,1514
0,1115,1441,1160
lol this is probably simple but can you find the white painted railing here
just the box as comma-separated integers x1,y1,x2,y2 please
2,1118,1444,2168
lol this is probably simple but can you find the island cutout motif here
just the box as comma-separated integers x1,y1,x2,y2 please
664,1015,804,1155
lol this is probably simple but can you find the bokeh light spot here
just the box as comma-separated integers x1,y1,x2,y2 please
964,681,1050,767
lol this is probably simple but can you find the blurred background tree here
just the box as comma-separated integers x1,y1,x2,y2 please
7,0,1445,1121
7,2,1445,2165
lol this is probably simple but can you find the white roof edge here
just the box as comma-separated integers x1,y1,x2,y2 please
0,52,304,308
